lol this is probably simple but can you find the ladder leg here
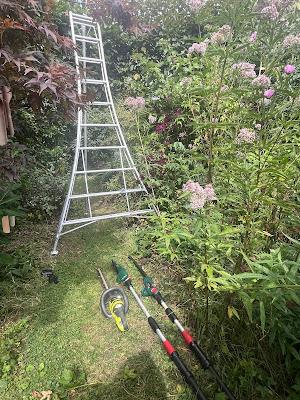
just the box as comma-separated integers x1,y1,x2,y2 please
119,148,130,211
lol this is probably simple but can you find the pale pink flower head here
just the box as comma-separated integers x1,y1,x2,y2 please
249,31,257,42
136,97,145,108
124,96,135,106
283,34,300,47
125,96,145,108
211,25,232,44
188,42,208,55
255,123,262,130
284,64,296,74
264,88,275,98
183,180,202,194
264,98,271,106
186,0,207,11
261,4,279,20
204,184,217,201
252,75,271,87
190,192,206,209
183,180,217,209
148,115,157,124
237,128,256,144
232,62,256,78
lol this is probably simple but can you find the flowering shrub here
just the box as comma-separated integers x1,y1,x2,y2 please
126,0,300,397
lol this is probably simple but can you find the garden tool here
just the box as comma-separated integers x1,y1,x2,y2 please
128,255,237,400
41,269,59,284
96,268,129,332
112,260,208,400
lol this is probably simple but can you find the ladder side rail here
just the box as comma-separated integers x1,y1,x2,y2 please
63,109,85,222
95,22,149,193
69,12,82,97
51,108,84,254
121,148,148,193
80,148,93,217
70,11,91,214
119,148,130,211
95,23,132,152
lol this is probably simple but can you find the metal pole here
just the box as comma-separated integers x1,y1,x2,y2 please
96,268,109,290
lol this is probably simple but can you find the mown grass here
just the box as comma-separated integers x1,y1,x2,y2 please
1,219,207,400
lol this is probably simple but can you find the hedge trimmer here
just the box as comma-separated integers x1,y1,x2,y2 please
96,268,129,332
128,255,236,400
112,260,208,400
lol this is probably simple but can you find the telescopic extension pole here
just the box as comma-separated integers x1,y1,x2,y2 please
128,256,236,400
112,260,208,400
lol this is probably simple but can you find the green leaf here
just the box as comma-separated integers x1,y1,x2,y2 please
288,346,300,361
25,364,34,373
239,292,253,323
260,301,266,333
38,362,45,371
60,368,74,386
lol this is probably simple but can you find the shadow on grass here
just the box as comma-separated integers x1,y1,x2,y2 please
73,351,168,400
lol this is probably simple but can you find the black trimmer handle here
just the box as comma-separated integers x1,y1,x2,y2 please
170,351,207,400
190,342,236,400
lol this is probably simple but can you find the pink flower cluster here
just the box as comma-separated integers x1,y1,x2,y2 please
188,42,207,55
264,88,275,98
284,64,296,74
186,0,207,11
283,34,300,47
124,96,145,108
261,3,279,20
183,181,217,210
251,75,271,87
232,62,256,78
237,128,256,144
210,25,232,44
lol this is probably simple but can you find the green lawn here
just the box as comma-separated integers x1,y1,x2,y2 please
1,220,205,400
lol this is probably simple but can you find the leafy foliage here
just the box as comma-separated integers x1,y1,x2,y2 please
128,0,300,398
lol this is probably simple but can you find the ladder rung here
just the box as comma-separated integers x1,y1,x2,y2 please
90,101,111,106
82,79,106,85
73,21,95,29
70,188,145,199
78,57,103,64
75,35,100,43
63,209,153,226
75,167,134,174
80,124,117,127
79,145,125,150
71,13,93,21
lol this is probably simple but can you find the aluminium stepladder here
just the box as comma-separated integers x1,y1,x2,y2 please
51,12,153,255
